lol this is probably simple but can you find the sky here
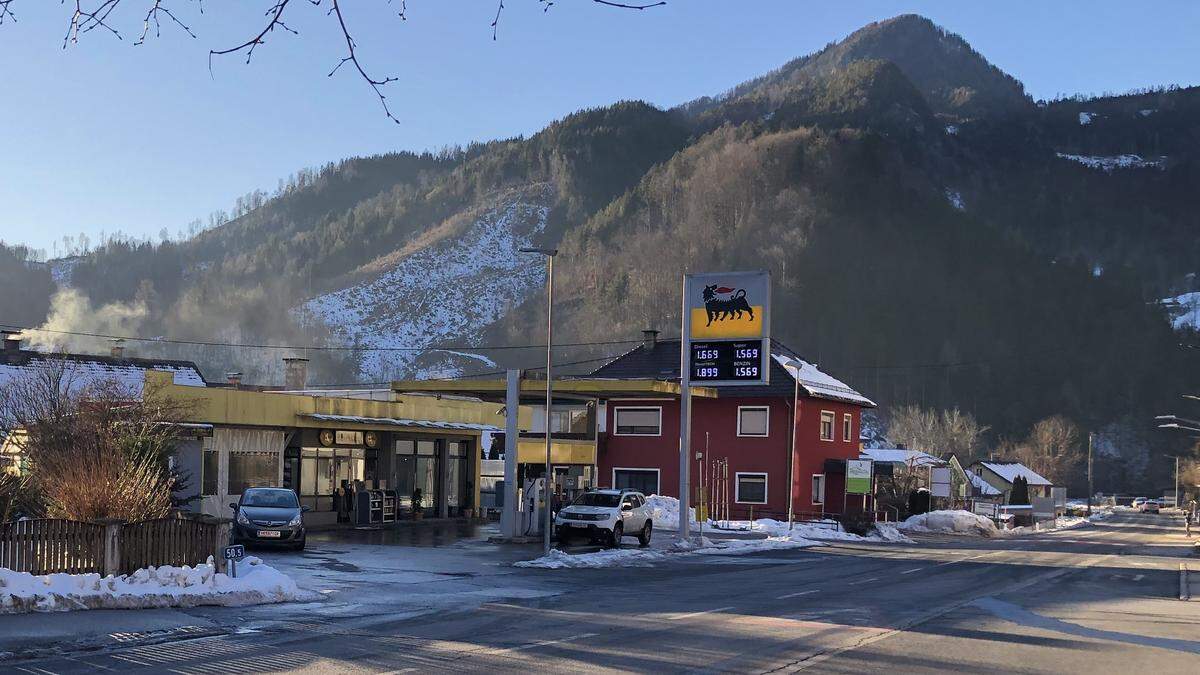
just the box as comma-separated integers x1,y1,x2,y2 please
2,1,1198,255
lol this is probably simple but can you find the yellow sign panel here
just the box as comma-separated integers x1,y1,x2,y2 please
690,306,764,339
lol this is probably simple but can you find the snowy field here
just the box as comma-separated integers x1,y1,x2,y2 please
1055,152,1165,172
0,557,304,614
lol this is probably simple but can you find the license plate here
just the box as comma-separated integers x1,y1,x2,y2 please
257,530,282,538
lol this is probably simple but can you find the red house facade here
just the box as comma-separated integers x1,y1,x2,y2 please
592,334,874,520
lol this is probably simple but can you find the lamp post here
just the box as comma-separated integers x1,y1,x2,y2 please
1156,415,1200,511
521,247,557,556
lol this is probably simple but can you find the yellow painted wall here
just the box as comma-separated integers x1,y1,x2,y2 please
516,438,597,465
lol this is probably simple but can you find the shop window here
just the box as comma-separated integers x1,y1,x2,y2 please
842,413,853,442
812,474,825,505
613,468,660,495
228,452,277,495
737,406,769,437
819,411,835,441
735,472,768,504
614,407,662,436
201,449,219,496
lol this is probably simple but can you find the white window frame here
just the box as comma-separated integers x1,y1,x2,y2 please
819,411,835,442
613,406,663,437
611,467,661,495
734,472,768,505
736,405,770,437
842,413,852,442
811,473,825,505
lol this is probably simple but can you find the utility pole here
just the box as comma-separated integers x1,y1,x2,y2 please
678,276,693,540
1087,432,1094,517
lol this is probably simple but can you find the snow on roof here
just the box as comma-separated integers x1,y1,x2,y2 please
860,447,943,467
0,351,206,397
771,353,875,407
965,471,1002,496
978,461,1052,486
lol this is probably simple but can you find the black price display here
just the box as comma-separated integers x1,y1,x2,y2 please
690,340,766,383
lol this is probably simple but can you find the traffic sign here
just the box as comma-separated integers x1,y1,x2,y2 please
224,544,245,561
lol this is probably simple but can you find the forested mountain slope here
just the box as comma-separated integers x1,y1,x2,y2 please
8,14,1198,489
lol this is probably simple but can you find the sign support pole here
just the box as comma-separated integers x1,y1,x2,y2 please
679,274,692,540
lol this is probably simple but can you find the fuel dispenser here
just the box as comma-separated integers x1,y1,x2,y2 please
521,477,546,536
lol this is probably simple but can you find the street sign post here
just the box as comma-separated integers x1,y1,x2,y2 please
678,271,771,539
846,460,873,495
224,544,245,578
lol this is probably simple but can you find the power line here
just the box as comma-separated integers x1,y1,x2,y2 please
303,353,623,389
0,323,643,354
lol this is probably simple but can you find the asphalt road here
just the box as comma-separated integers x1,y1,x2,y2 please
12,511,1199,674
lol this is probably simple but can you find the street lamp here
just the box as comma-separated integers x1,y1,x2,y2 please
521,247,557,556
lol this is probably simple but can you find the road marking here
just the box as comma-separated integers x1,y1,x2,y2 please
488,633,599,655
670,606,735,620
900,567,924,574
777,590,818,599
848,577,880,586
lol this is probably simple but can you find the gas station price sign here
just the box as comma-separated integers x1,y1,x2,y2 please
690,341,766,383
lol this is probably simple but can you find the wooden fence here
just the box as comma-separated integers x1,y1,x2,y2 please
0,514,230,576
120,517,222,575
0,519,105,575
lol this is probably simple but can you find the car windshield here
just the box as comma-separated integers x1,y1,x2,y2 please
572,493,622,508
242,490,299,508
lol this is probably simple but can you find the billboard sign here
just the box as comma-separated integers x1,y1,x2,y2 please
930,467,952,498
846,459,873,495
683,271,770,387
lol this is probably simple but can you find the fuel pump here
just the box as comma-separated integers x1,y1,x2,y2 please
522,477,545,536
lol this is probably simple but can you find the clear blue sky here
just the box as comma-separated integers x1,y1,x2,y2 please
2,1,1197,255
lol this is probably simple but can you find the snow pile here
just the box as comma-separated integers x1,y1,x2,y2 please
1163,291,1200,331
0,557,300,614
1055,152,1165,172
644,494,696,531
870,523,915,543
897,510,998,536
515,548,670,569
692,534,818,556
296,184,554,380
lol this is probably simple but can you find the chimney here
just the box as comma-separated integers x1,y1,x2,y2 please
109,338,125,358
225,371,242,387
2,330,20,353
283,357,309,390
642,329,659,350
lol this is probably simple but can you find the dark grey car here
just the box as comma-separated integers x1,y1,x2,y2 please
231,487,309,550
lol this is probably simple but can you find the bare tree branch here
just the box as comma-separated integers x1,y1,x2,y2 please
0,1,17,26
135,0,198,46
208,0,298,69
327,0,399,124
592,0,665,8
64,0,125,48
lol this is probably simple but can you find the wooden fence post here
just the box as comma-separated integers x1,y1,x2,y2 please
213,519,232,574
97,518,124,578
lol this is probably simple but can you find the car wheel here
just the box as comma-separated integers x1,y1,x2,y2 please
293,538,306,552
638,521,652,547
609,522,623,548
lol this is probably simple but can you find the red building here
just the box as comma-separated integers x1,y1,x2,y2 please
591,332,875,520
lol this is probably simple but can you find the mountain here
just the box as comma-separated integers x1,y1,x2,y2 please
12,15,1200,491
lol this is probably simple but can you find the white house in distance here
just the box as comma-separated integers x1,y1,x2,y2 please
967,460,1052,503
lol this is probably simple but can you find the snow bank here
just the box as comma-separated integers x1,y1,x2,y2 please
0,557,300,614
514,548,670,569
692,533,818,556
870,523,915,543
898,510,998,536
644,495,696,531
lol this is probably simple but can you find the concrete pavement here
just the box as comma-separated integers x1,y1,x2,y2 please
5,511,1199,673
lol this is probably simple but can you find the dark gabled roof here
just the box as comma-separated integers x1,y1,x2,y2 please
590,338,874,406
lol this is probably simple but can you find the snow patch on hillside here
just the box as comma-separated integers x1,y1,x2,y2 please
945,188,965,210
296,185,554,380
1078,112,1096,125
1055,152,1165,172
1163,291,1200,331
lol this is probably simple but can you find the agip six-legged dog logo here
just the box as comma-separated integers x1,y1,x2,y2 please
701,284,755,326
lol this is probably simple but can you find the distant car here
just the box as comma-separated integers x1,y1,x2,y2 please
555,488,653,548
231,487,309,550
1140,499,1160,514
1132,497,1148,509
